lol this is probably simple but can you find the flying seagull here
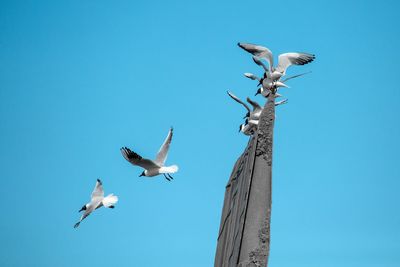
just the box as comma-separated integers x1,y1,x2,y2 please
74,179,118,228
120,127,178,181
238,42,315,81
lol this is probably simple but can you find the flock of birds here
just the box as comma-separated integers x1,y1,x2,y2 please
229,43,315,135
74,42,315,228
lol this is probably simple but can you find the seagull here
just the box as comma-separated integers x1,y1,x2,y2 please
227,91,262,120
255,85,284,97
120,127,178,181
238,42,315,81
74,179,118,228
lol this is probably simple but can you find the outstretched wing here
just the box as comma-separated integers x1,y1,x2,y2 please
120,147,160,169
91,179,104,200
155,128,173,166
238,42,274,69
276,53,315,75
275,99,288,106
281,71,312,83
244,73,261,82
252,56,269,72
227,91,251,113
246,97,262,111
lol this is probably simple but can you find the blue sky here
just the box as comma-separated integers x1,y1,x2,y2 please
1,0,399,266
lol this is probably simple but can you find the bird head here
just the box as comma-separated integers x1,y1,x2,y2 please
139,171,146,177
78,204,87,212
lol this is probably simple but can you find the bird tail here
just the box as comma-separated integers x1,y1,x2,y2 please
102,194,119,208
159,165,179,174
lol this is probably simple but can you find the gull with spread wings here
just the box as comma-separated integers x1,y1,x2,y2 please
74,179,118,228
120,127,178,181
238,42,315,81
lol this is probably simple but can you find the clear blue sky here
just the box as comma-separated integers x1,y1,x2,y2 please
1,0,399,266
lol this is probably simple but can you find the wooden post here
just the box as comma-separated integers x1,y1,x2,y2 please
215,93,275,267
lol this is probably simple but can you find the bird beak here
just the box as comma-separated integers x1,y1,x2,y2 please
78,208,84,212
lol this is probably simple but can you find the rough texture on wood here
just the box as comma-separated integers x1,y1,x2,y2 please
215,93,275,267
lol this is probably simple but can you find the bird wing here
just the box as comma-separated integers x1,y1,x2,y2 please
155,128,173,166
238,42,274,69
227,91,251,113
91,179,104,200
276,53,315,74
246,97,262,111
120,147,160,169
281,71,311,83
275,99,288,106
252,56,269,72
244,73,261,81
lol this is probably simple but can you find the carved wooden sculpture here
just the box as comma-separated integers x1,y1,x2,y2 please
215,92,275,267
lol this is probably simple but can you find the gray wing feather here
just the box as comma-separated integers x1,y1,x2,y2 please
120,147,160,169
276,53,315,74
155,128,173,166
238,42,274,69
91,179,104,200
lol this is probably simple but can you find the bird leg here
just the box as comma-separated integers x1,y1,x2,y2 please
163,174,171,181
167,173,174,180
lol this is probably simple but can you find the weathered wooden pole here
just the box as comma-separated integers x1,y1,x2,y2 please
214,92,275,267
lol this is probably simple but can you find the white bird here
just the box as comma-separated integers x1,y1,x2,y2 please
227,91,262,120
238,42,315,81
120,127,178,181
74,179,118,228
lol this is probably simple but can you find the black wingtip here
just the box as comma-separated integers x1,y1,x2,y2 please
97,178,102,184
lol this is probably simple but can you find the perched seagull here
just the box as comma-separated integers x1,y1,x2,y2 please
255,85,285,97
238,42,315,81
120,127,178,181
261,78,289,93
227,91,262,120
74,179,118,228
